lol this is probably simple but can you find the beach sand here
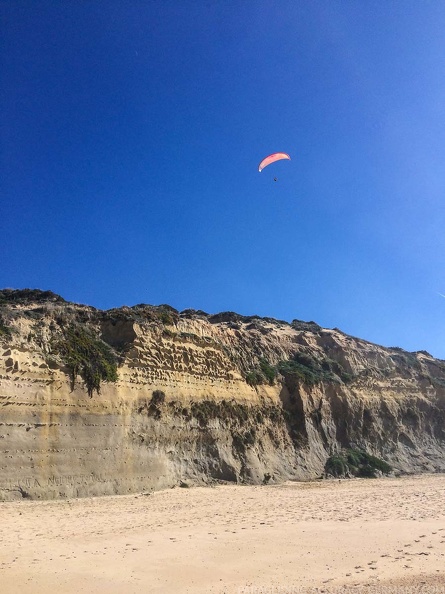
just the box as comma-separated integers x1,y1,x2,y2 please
1,474,445,593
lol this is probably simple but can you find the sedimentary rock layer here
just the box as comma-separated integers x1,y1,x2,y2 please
1,289,445,500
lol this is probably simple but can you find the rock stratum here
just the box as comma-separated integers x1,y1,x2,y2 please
1,289,445,500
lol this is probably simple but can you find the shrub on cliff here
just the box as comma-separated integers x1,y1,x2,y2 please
147,390,166,418
325,448,392,478
353,450,392,476
151,390,166,407
325,453,348,477
54,325,118,397
277,357,320,385
0,312,12,338
245,358,277,387
259,358,277,385
245,370,265,387
278,351,353,385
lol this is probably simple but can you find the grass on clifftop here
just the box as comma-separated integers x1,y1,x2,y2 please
0,288,65,304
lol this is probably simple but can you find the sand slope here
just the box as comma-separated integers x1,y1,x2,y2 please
1,475,445,593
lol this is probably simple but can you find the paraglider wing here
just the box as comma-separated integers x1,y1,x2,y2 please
258,152,291,172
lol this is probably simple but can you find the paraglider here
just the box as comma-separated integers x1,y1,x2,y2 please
258,152,291,172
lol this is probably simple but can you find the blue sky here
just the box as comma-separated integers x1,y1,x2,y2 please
2,1,445,357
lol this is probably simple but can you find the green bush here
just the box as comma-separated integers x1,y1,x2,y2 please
359,451,392,474
357,465,378,478
244,358,277,387
0,317,12,339
156,306,179,326
346,448,362,467
245,370,264,387
325,454,348,477
277,359,320,385
325,448,392,478
278,352,353,386
259,358,277,385
54,325,118,397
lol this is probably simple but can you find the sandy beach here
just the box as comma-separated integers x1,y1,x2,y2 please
1,474,445,593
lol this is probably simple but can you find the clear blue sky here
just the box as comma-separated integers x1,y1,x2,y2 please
2,1,445,357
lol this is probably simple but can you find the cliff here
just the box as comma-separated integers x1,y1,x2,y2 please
1,289,445,500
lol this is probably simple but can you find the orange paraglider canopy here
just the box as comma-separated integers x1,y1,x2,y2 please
258,152,291,172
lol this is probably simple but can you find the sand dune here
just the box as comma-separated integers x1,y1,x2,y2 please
1,475,445,593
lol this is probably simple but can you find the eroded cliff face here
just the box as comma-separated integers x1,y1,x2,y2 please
1,290,445,500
